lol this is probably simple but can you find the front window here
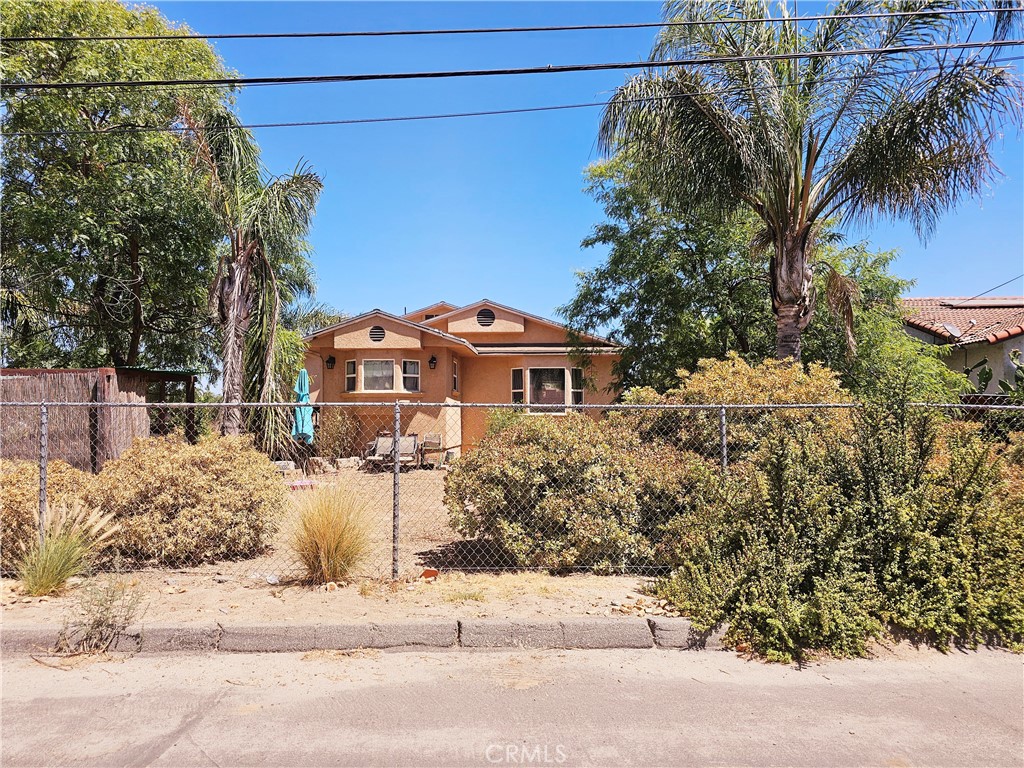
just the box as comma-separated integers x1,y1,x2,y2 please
452,360,459,393
363,359,394,391
345,360,356,392
402,360,420,392
530,368,566,411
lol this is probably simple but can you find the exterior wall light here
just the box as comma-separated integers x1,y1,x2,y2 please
325,355,336,370
428,356,437,369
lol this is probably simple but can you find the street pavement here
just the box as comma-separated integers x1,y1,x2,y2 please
2,646,1021,767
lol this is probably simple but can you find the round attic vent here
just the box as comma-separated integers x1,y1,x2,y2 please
369,325,386,342
476,308,496,327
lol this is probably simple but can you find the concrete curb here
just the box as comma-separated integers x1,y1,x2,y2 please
2,618,729,655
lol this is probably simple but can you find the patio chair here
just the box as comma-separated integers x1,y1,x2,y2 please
363,434,420,471
419,433,444,468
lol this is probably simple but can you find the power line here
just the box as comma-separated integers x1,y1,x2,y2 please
3,38,1021,94
949,274,1024,305
8,55,1022,139
1,6,1013,43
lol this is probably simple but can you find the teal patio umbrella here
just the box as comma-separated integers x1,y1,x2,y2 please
291,368,314,445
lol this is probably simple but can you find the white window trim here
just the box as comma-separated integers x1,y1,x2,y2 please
401,359,421,393
511,368,524,404
362,358,396,392
571,367,585,407
344,359,357,392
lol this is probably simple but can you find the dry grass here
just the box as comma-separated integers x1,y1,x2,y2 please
17,502,118,596
291,485,371,584
443,589,487,603
55,576,144,655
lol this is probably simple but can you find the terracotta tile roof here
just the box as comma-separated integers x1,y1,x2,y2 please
903,297,1024,346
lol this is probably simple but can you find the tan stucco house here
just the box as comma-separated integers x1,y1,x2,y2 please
903,296,1024,392
303,299,620,453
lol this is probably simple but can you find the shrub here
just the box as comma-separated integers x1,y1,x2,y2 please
17,502,119,596
614,354,854,460
55,576,145,655
445,413,717,570
315,408,361,458
290,484,371,583
655,402,1024,661
84,435,285,565
654,424,880,663
0,459,92,575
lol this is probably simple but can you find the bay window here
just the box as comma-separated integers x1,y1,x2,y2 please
363,359,394,391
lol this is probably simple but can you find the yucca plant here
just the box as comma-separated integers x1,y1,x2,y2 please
290,485,371,584
17,502,118,596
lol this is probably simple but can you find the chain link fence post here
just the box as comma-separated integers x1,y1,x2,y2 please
38,402,48,545
718,406,728,471
392,401,401,580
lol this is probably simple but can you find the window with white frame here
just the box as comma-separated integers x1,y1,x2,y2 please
511,368,524,404
363,359,394,391
345,360,356,392
402,360,420,392
452,360,459,393
571,368,585,406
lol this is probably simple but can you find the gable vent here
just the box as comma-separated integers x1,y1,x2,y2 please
369,325,386,342
476,308,496,327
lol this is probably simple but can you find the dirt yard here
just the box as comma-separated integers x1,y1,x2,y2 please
0,571,649,629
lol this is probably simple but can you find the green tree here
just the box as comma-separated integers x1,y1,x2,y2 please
181,105,322,435
600,0,1022,361
561,158,772,390
0,0,230,370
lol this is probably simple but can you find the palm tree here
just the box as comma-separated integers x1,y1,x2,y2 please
601,0,1022,360
182,104,323,433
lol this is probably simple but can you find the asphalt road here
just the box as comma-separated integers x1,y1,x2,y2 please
2,647,1022,767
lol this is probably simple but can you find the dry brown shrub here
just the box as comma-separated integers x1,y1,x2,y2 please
84,434,285,565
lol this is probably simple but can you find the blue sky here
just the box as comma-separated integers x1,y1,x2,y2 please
153,1,1024,320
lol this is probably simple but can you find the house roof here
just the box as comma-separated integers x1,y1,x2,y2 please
421,298,615,346
903,297,1024,346
303,300,621,355
302,309,477,352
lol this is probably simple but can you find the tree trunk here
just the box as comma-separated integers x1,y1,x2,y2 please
775,304,803,360
772,231,814,362
219,240,253,436
126,235,143,366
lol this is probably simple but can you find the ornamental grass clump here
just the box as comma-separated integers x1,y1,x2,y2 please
1,459,92,575
17,502,119,596
290,484,371,584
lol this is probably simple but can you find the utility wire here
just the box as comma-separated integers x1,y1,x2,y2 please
949,274,1024,305
7,55,1022,139
2,6,1014,43
3,37,1021,93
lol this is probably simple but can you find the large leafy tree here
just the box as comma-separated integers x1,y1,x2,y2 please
600,0,1023,361
0,0,229,370
181,105,322,435
561,158,771,390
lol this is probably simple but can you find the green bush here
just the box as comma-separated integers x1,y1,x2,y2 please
84,435,285,565
654,402,1024,661
444,413,716,570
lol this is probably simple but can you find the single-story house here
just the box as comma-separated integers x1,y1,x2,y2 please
903,296,1024,392
302,299,621,454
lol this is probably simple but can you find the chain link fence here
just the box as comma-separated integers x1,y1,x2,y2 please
2,399,1022,582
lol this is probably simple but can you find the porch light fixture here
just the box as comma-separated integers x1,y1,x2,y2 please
428,356,437,370
325,355,336,370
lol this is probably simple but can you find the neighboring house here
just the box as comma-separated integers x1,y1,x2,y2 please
302,299,621,453
903,297,1024,392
